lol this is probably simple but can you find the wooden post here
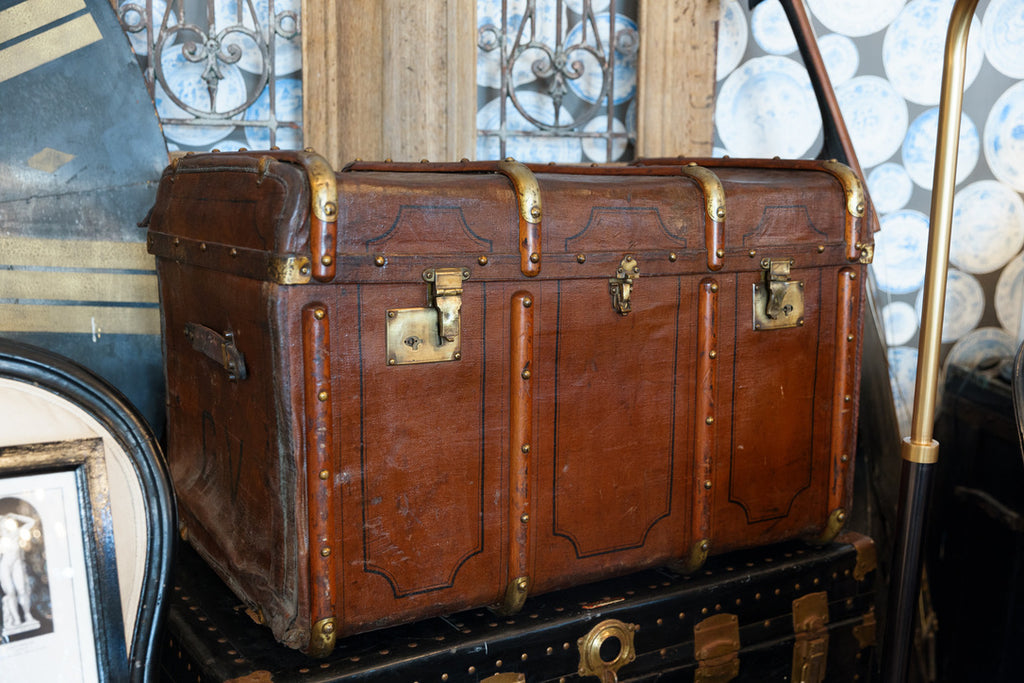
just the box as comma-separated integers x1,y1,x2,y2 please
301,0,476,166
636,0,719,157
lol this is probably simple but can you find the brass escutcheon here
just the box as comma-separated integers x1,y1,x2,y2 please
577,619,638,682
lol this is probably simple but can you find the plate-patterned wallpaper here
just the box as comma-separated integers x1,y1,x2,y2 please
716,0,1024,432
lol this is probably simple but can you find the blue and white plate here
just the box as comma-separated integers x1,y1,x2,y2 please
868,162,914,213
836,75,908,168
155,50,248,146
751,0,796,55
476,92,583,163
985,81,1024,193
882,301,919,346
581,116,628,162
243,78,303,149
902,107,979,190
818,33,860,86
944,327,1017,373
914,268,984,343
883,0,983,106
564,13,638,105
477,0,564,90
871,209,930,294
995,251,1024,336
717,0,748,82
982,0,1024,79
808,0,905,37
887,345,918,435
950,180,1024,274
715,56,821,159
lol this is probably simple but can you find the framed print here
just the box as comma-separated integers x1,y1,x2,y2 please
0,438,128,681
0,338,176,682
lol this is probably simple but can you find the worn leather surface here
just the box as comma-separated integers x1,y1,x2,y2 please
148,152,866,650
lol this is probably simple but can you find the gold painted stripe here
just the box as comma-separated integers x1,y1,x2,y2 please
0,13,102,85
0,270,158,304
1,238,154,271
0,304,160,335
0,0,86,45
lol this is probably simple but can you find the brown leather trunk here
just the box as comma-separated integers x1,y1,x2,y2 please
146,149,871,655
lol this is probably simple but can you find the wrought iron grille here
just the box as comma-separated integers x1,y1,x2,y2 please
117,0,302,152
476,0,639,163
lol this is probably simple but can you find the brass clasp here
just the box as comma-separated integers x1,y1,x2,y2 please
694,613,741,683
609,255,639,315
753,257,804,330
792,592,830,683
423,267,466,342
386,267,469,365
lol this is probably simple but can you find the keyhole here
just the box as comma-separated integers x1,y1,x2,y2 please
599,635,622,664
782,303,793,316
404,336,422,349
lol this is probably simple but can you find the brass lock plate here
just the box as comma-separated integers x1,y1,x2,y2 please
386,267,468,365
753,257,804,331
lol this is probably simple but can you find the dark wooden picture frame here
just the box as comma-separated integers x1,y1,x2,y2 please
0,437,128,681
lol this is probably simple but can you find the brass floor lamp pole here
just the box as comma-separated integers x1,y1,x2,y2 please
881,0,980,680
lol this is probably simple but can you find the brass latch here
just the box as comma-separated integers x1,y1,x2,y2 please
753,257,804,330
694,613,740,683
609,255,639,315
792,592,830,683
386,267,469,365
853,608,877,650
577,619,638,683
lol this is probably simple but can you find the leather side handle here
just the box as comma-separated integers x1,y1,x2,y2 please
183,322,248,380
